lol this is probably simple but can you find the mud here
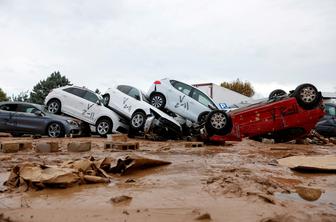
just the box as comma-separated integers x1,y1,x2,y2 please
0,136,336,222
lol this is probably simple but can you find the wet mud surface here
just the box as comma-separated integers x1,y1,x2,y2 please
0,136,336,222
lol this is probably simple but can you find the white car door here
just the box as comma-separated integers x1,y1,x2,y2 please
62,87,87,118
167,80,194,121
109,85,137,118
189,88,214,121
80,90,102,124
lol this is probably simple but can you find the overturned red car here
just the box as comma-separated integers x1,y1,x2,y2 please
208,84,325,143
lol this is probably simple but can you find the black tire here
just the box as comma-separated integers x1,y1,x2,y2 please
47,99,61,114
102,94,110,106
11,133,23,137
47,122,65,138
197,111,210,124
130,111,146,131
96,118,112,137
205,110,232,136
269,89,287,100
293,83,321,110
150,93,166,110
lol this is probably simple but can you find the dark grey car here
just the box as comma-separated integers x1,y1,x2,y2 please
0,102,81,137
315,103,336,137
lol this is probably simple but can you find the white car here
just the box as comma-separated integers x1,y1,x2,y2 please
102,85,183,137
45,86,128,137
147,78,232,136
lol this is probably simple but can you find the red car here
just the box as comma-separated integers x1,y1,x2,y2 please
206,84,325,143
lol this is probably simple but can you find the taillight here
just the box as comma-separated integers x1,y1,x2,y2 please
154,80,161,84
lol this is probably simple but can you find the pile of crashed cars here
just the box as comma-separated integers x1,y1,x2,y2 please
0,78,331,143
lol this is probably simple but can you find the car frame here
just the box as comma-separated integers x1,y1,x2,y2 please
45,85,128,137
0,101,81,137
102,85,183,137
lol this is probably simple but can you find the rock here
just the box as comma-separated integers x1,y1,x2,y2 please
0,142,20,153
195,213,211,220
0,155,12,161
19,142,33,150
295,186,322,201
110,195,132,204
67,142,91,152
35,142,59,153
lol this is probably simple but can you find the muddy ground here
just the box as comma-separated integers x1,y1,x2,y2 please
0,135,335,222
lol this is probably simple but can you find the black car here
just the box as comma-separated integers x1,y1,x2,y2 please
315,103,336,137
0,102,81,137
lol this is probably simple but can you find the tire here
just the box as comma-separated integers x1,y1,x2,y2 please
11,133,23,137
102,94,110,106
205,110,232,136
130,111,146,131
47,122,64,138
150,93,166,110
197,111,210,124
269,89,287,100
293,83,321,110
47,99,61,114
96,118,112,137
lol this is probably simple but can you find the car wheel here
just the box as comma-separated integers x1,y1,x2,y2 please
130,111,146,131
47,122,64,138
11,133,23,137
293,84,321,110
150,93,166,109
197,111,209,124
96,118,112,137
269,89,287,100
47,99,61,114
205,110,232,136
102,94,110,106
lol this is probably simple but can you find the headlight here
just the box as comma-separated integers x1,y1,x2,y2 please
66,120,79,127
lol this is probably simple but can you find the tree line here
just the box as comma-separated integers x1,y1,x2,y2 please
0,73,255,104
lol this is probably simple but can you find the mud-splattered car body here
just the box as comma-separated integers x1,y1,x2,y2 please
211,84,325,143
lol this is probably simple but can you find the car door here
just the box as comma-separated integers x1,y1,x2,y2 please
168,80,194,119
61,87,87,117
0,104,14,132
81,90,101,124
14,104,46,134
110,85,134,118
189,88,216,121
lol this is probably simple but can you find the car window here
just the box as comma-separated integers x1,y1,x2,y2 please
63,87,86,98
191,89,217,108
117,85,132,94
83,91,99,103
326,105,336,116
0,104,17,111
171,80,192,96
17,104,40,113
128,87,140,100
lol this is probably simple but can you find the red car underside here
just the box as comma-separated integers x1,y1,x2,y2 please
211,97,325,142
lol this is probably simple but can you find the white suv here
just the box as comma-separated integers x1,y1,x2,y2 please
103,85,182,137
147,78,232,136
45,86,128,137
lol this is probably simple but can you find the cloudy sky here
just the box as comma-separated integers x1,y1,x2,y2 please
0,0,335,98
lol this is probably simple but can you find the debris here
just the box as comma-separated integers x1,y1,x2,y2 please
104,142,139,150
262,138,274,144
184,142,204,148
122,210,130,215
0,155,12,161
270,147,292,151
67,142,91,152
110,195,132,204
195,213,211,220
295,186,322,201
35,142,59,153
0,142,19,153
125,179,136,183
112,134,128,142
330,137,336,144
18,142,33,151
277,155,336,172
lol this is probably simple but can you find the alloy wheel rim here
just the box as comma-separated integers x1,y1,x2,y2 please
210,113,226,129
48,102,59,113
300,86,316,103
48,123,61,137
132,114,144,128
97,121,109,135
152,96,163,108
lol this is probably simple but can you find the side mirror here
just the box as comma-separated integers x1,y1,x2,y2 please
34,110,43,116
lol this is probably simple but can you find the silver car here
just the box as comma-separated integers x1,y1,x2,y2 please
0,102,81,137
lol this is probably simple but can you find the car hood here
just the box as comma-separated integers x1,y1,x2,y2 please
146,105,182,129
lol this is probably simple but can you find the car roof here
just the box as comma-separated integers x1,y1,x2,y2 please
62,85,98,95
0,101,43,107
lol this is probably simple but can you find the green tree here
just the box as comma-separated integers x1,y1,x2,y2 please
0,88,9,102
11,91,30,102
30,71,71,104
220,78,255,97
